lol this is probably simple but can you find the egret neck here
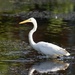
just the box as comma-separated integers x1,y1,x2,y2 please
28,19,37,47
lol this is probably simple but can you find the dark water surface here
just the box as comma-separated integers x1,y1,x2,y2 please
0,0,75,75
0,21,75,75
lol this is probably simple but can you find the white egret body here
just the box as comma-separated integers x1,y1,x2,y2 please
19,17,70,58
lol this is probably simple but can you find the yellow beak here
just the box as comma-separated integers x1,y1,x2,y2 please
19,19,30,24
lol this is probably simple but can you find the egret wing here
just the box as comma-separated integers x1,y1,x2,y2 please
36,42,70,56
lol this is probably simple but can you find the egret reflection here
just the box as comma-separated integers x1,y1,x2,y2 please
29,60,69,75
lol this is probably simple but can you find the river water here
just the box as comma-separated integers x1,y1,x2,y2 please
0,17,75,75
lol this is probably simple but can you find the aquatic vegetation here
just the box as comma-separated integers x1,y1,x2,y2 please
46,18,69,35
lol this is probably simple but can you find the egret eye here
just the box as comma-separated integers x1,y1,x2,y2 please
29,19,31,21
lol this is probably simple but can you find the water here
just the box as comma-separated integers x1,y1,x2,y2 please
0,20,75,75
0,0,75,75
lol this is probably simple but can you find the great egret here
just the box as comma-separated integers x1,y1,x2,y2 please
19,17,70,58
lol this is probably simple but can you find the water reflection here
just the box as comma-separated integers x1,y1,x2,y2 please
29,60,69,75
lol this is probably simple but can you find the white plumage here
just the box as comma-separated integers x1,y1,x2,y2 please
35,42,70,57
19,17,70,58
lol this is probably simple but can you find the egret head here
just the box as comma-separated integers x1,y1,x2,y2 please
19,17,36,24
